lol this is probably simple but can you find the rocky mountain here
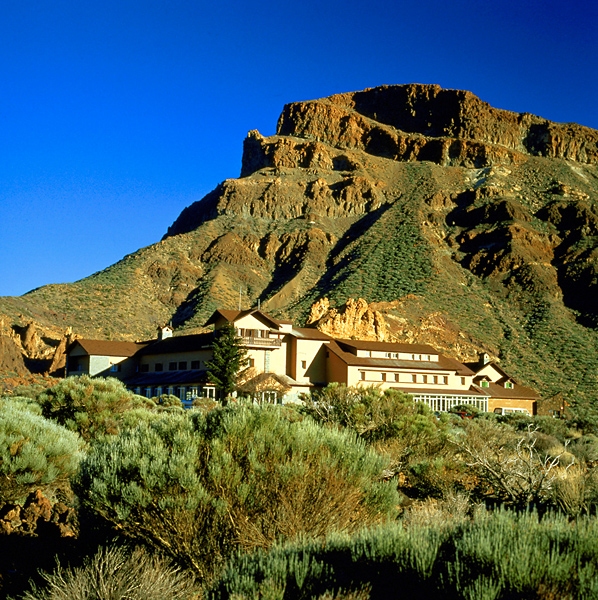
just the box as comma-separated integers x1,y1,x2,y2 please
1,84,597,406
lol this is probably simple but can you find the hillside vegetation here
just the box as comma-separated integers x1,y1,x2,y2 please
1,84,597,407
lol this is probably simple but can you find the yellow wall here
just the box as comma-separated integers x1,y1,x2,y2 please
488,397,536,415
294,339,328,384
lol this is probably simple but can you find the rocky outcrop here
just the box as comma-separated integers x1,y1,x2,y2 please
278,84,598,165
307,298,389,341
0,490,77,537
0,335,28,375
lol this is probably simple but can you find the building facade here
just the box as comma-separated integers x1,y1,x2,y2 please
66,308,540,412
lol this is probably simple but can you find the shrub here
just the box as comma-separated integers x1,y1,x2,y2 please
451,420,572,507
0,398,83,503
302,385,447,467
156,393,183,407
206,510,598,600
17,545,199,600
38,376,154,442
73,406,400,581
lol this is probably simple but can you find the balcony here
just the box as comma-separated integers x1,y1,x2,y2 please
239,336,281,348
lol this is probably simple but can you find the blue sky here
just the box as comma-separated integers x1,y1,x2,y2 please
1,0,596,297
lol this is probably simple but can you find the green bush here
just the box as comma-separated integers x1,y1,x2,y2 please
206,510,598,600
302,385,447,460
73,406,400,581
0,398,83,503
38,376,154,442
17,545,199,600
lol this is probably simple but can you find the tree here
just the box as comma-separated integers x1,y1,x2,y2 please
206,324,248,400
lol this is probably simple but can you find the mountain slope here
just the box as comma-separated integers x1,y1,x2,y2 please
1,84,597,406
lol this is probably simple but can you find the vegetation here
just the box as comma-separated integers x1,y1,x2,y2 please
73,405,399,581
0,397,83,503
3,379,598,599
37,375,154,442
206,324,248,399
207,509,598,600
18,545,199,600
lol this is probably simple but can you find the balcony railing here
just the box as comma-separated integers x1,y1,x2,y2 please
239,336,281,347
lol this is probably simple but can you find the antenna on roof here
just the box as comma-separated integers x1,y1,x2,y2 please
238,286,242,311
258,299,260,311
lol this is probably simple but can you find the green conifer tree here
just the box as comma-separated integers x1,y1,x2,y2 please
206,324,248,399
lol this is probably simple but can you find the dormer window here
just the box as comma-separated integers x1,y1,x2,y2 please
481,380,489,388
505,381,514,389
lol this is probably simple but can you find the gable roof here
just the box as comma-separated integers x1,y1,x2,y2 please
476,381,540,401
70,339,148,357
204,309,284,330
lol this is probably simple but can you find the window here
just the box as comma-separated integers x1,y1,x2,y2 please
394,373,399,382
301,360,307,369
360,371,366,381
381,373,386,382
191,360,200,370
249,358,255,368
432,375,438,384
481,380,489,388
385,352,391,358
155,363,163,372
179,361,187,370
411,374,417,383
169,362,177,371
422,375,428,384
460,377,465,385
145,387,152,398
505,381,514,389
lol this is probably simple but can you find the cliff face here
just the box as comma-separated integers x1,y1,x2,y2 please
1,84,597,404
277,84,598,166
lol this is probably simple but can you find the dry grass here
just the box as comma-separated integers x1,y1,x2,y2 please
16,545,199,600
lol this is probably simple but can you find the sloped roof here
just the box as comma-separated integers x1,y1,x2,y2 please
476,381,540,401
238,372,308,392
291,327,333,341
204,309,283,329
137,332,213,356
327,341,474,375
70,339,148,357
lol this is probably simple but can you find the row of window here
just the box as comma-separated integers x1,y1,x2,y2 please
134,386,216,401
237,328,270,338
140,360,203,373
366,352,435,361
415,394,488,412
359,371,454,385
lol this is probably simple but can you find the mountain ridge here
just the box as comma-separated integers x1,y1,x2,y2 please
1,84,597,409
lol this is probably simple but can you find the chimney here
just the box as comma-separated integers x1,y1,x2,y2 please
158,325,173,340
479,352,491,365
